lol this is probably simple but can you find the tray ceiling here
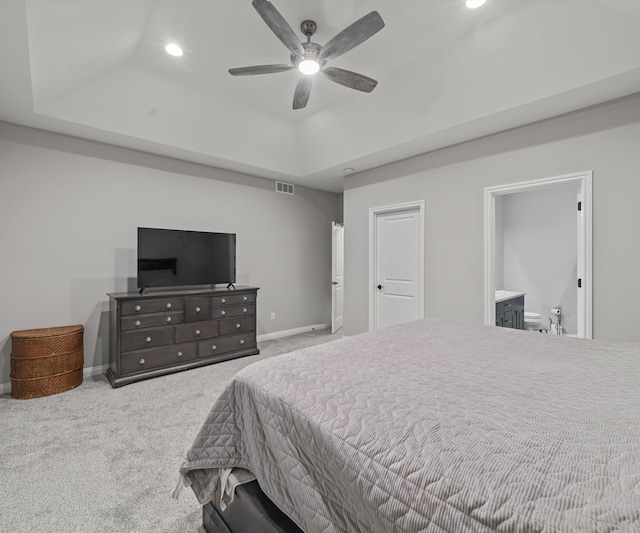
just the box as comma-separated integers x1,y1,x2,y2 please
1,0,639,192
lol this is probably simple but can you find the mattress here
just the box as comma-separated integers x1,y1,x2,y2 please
178,318,640,532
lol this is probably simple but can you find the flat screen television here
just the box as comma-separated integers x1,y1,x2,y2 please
137,227,236,289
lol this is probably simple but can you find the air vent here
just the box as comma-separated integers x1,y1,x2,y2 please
276,181,295,195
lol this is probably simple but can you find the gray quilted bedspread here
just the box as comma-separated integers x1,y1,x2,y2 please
179,319,640,532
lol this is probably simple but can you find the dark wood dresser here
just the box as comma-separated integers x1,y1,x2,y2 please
107,286,259,387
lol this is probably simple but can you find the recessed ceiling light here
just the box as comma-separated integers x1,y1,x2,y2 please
165,43,183,57
466,0,487,8
343,168,354,174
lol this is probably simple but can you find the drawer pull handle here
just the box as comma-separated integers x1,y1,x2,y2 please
195,329,201,335
242,308,247,313
134,320,141,327
239,339,245,345
177,351,183,358
134,305,141,312
211,345,217,351
166,317,172,323
220,310,226,316
221,298,226,304
195,306,201,313
145,336,152,343
243,296,247,301
235,323,241,329
139,358,145,365
166,303,172,309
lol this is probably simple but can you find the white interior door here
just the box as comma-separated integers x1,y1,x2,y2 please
371,203,424,330
331,222,344,334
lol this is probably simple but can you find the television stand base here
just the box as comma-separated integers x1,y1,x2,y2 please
226,283,236,290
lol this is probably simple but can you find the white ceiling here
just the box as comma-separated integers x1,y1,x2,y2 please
1,0,640,192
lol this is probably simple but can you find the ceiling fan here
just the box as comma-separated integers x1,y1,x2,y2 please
228,0,385,110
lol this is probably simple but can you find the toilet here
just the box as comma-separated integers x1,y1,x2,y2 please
524,311,543,331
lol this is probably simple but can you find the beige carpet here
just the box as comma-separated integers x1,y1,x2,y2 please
0,328,342,533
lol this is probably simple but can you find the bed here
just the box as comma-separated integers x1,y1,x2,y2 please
177,318,640,532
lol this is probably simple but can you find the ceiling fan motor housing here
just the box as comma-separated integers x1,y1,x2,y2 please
291,42,322,67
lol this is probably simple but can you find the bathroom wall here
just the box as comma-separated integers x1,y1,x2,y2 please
501,185,578,334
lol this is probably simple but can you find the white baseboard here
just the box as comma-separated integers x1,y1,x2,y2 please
1,325,330,396
84,364,110,378
0,364,109,397
257,323,330,342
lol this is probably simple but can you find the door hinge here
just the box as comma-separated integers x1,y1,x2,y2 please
578,278,582,288
577,201,582,211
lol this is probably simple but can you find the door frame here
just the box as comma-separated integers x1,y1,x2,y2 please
369,200,425,331
484,171,592,338
331,221,344,334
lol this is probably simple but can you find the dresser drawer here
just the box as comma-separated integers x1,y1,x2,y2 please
121,343,197,374
121,311,183,331
184,297,211,323
211,304,255,319
175,320,219,343
198,333,257,358
121,327,174,353
219,316,256,336
122,299,183,315
211,293,256,307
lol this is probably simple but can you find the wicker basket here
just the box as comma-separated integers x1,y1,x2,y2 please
10,325,84,400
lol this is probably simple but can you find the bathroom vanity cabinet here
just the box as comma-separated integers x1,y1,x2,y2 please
496,294,524,329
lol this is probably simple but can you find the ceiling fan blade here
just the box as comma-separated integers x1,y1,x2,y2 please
318,11,385,61
321,67,378,93
228,64,294,76
293,76,312,110
252,0,304,57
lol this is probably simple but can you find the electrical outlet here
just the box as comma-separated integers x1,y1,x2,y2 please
270,312,276,320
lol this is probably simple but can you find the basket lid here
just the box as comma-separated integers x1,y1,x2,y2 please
10,325,84,340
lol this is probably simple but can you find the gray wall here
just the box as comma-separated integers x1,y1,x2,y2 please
501,186,578,334
344,93,640,341
0,122,340,387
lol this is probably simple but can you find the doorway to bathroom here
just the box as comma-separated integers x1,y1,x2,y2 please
484,172,592,339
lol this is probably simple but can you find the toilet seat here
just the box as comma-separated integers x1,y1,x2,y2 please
524,311,542,331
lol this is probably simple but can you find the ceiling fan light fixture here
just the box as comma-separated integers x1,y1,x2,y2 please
229,1,385,109
465,0,487,8
165,43,183,57
298,59,320,75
